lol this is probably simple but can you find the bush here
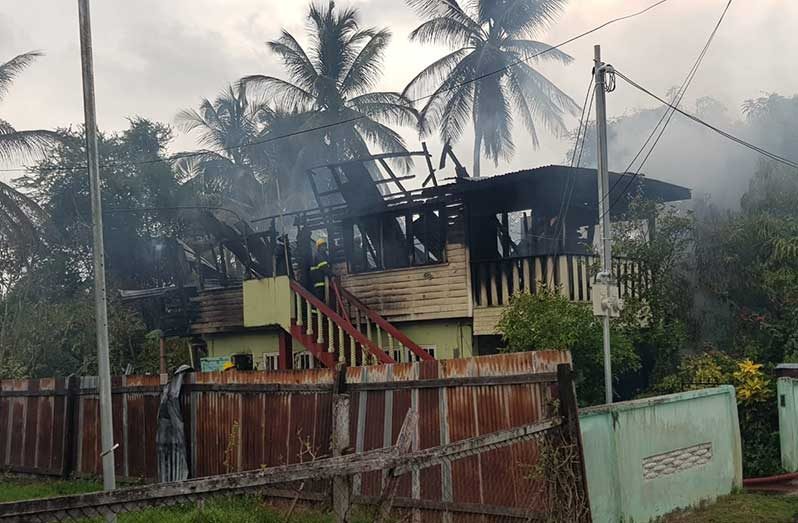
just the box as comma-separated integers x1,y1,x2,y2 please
656,352,780,477
497,289,640,405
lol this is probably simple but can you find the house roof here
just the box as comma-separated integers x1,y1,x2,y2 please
449,165,691,216
251,164,692,228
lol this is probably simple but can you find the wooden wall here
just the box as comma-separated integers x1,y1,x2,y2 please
338,212,471,323
473,306,505,336
190,285,244,335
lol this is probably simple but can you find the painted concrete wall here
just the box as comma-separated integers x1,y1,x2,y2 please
243,276,291,329
579,386,742,523
392,319,474,361
778,377,798,471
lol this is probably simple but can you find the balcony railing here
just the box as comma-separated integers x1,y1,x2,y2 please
471,254,649,308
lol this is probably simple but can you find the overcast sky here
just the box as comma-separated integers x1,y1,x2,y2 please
1,0,796,188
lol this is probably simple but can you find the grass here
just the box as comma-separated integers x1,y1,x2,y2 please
0,475,374,522
113,497,364,523
662,492,798,523
0,474,101,503
6,476,798,523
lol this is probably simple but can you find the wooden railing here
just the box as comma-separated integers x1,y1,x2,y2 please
289,280,395,367
332,280,435,363
471,254,649,307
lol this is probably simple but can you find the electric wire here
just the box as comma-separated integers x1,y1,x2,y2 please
602,0,733,217
0,0,674,175
614,69,798,171
547,78,595,252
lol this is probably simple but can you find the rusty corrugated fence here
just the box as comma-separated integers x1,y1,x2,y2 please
0,351,570,513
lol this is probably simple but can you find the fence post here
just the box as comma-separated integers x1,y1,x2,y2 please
331,365,351,523
62,375,80,479
557,363,593,522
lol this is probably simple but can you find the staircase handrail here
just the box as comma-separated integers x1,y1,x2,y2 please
289,280,395,365
332,279,435,362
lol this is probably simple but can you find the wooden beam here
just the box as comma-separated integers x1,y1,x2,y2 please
347,372,557,392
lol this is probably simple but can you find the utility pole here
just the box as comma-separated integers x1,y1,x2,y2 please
593,45,617,405
78,0,117,503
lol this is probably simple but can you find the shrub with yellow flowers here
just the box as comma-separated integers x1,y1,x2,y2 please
655,351,779,477
732,359,773,405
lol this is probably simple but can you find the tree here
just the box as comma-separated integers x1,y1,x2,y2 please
404,0,578,177
1,119,191,378
241,1,418,172
175,84,275,212
19,118,186,291
0,51,59,253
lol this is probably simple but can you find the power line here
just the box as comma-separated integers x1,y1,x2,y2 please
613,69,798,170
548,78,595,252
602,0,733,217
569,78,595,169
0,0,674,175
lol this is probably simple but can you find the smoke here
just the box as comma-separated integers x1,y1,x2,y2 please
569,93,798,209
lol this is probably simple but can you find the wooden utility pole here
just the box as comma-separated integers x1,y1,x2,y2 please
331,366,351,522
77,0,117,508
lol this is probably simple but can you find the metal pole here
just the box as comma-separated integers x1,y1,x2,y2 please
594,45,614,404
78,0,117,501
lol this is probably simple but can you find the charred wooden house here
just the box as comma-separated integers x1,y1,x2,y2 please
124,146,690,371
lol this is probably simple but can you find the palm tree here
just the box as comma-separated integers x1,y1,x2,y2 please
175,84,281,210
403,0,579,177
0,51,58,246
241,1,418,171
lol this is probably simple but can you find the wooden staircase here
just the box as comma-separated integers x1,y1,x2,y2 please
288,279,433,368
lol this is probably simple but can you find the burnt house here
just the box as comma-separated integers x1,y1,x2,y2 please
132,146,690,371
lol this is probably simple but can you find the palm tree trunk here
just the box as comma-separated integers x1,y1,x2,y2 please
472,128,481,179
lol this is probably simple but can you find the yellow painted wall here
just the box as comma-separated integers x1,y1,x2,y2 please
206,331,280,361
205,320,473,366
243,276,291,329
391,319,474,361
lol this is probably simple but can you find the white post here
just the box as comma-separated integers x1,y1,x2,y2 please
77,0,117,507
594,45,614,405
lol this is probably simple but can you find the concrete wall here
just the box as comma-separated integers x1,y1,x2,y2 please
778,377,798,471
243,275,291,330
579,386,742,523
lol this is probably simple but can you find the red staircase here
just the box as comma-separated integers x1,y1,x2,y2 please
332,280,434,362
287,279,433,368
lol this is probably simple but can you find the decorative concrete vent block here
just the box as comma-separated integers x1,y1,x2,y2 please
642,442,712,480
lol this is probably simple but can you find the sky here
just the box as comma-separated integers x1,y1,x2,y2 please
1,0,796,195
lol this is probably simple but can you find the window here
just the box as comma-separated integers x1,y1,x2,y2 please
262,353,279,371
406,345,436,362
496,209,543,258
295,352,315,370
472,209,561,261
344,206,447,273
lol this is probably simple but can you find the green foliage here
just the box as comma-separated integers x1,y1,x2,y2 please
241,1,418,178
0,475,100,502
656,352,781,477
0,289,161,378
662,492,798,523
0,479,376,523
404,0,577,175
0,118,192,379
497,289,640,405
696,162,798,363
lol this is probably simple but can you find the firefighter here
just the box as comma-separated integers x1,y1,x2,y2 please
309,238,331,302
